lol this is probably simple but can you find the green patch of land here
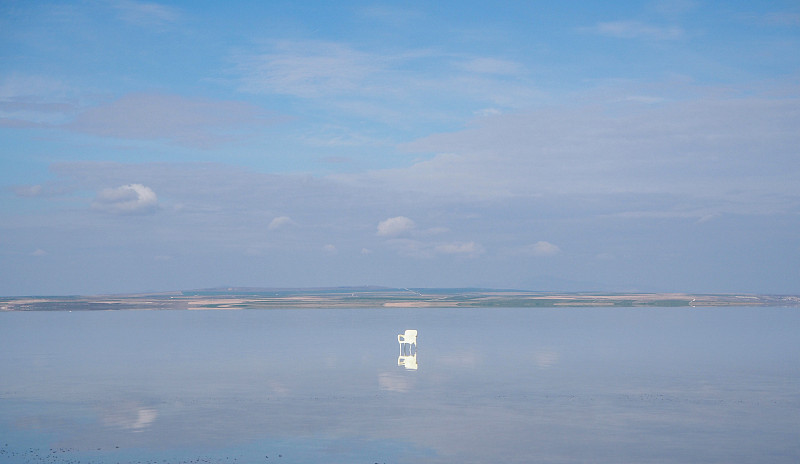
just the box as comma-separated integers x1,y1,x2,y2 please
1,287,798,311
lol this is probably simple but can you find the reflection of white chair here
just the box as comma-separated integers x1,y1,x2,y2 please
397,329,417,347
398,353,418,370
398,329,417,358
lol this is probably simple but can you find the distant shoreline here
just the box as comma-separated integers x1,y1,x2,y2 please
2,287,798,311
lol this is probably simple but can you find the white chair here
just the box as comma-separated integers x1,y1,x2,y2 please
397,329,417,347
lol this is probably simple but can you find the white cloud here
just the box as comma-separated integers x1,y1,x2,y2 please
268,216,297,231
377,216,415,237
592,21,684,40
31,249,48,257
92,184,158,214
522,241,561,257
322,244,338,254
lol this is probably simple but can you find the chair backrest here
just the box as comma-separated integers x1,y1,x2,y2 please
398,329,417,344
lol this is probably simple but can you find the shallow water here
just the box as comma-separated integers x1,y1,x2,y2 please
1,306,798,463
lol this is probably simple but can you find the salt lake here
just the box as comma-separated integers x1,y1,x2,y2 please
1,306,798,463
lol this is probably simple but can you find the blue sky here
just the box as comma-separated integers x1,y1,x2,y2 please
1,0,799,295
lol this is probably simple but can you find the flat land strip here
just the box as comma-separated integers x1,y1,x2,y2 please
2,287,798,311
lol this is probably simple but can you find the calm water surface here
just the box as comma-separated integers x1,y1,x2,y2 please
1,306,798,463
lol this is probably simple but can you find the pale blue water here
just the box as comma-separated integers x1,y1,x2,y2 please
1,306,798,463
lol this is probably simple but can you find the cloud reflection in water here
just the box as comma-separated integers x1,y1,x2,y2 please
101,403,158,432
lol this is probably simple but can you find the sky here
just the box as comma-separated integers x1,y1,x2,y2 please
1,0,799,296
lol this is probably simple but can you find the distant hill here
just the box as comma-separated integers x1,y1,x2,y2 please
2,288,798,311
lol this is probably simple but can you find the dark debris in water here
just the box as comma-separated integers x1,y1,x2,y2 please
0,443,292,464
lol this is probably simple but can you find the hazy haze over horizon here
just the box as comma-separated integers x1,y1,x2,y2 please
1,1,798,296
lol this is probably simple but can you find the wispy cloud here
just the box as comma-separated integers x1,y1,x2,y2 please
755,12,800,26
0,75,72,101
347,92,800,212
66,93,273,147
13,185,43,197
233,40,537,121
357,5,422,25
2,1,798,295
0,118,49,129
591,21,685,40
237,41,381,98
454,57,523,75
521,241,561,257
434,241,484,256
268,216,297,231
651,0,698,16
110,0,180,27
385,238,483,258
0,74,79,125
11,183,74,198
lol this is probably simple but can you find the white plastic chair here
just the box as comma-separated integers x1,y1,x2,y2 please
397,329,417,347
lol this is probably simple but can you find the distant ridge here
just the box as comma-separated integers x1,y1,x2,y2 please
183,285,393,295
2,288,798,311
183,286,528,295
